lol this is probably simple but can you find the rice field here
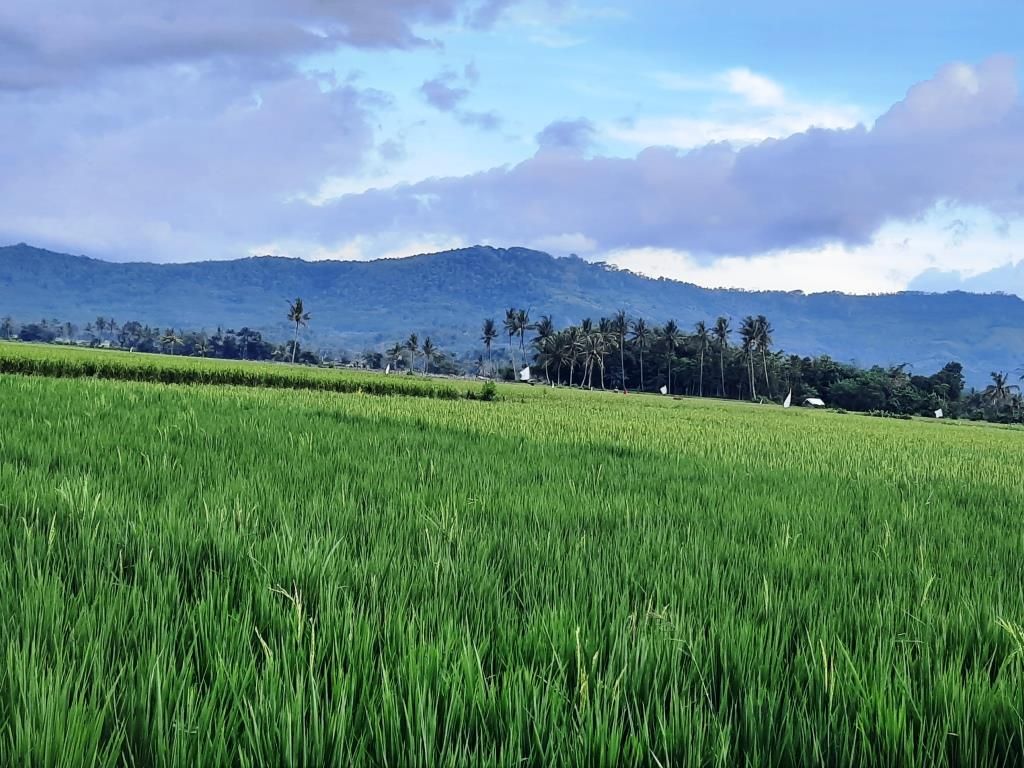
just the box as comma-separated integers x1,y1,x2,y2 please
0,342,491,401
1,346,1022,766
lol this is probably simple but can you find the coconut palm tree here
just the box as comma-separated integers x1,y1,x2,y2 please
405,333,420,373
612,309,629,390
629,317,651,392
287,298,310,364
713,316,731,397
694,320,711,397
566,326,583,385
984,372,1019,409
739,316,759,400
535,333,560,383
660,320,683,395
596,317,615,389
503,308,518,370
532,315,556,381
516,308,531,363
755,314,774,398
533,314,555,345
386,342,404,370
481,318,498,376
579,319,596,387
422,337,436,374
546,331,567,384
161,329,182,355
0,316,12,340
582,323,608,389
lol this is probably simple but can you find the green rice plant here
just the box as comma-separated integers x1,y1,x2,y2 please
0,341,499,402
0,347,1022,765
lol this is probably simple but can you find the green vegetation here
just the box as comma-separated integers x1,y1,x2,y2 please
0,343,492,402
1,346,1022,765
476,308,1022,424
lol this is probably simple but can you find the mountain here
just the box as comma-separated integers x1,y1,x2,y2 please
2,242,1023,386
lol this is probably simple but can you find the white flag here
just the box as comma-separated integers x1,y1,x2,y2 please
934,409,943,418
783,389,792,409
385,364,391,375
660,385,668,395
519,366,531,382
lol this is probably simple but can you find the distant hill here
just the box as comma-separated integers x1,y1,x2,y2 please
2,242,1023,386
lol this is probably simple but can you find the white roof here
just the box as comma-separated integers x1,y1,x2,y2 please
804,397,826,406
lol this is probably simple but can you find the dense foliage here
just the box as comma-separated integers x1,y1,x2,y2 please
1,363,1022,764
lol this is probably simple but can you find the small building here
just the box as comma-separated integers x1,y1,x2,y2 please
804,397,826,408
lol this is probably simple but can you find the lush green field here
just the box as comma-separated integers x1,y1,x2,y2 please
1,348,1022,765
0,341,497,401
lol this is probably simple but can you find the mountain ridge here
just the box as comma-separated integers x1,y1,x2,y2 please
2,242,1023,386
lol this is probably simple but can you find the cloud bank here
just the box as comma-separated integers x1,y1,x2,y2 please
300,58,1023,261
0,0,517,259
0,0,1021,280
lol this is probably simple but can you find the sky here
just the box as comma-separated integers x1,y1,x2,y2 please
2,0,1024,295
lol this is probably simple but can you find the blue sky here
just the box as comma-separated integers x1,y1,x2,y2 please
2,0,1024,294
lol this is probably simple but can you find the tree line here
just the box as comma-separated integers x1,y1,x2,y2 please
0,301,322,365
4,300,1022,423
465,308,1020,423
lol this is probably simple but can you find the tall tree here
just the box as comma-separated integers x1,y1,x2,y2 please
740,316,759,400
516,308,531,364
694,320,711,397
503,308,518,370
535,333,559,383
984,372,1019,409
660,320,683,395
161,329,182,355
755,314,774,398
629,317,651,392
579,318,595,388
386,342,404,369
532,315,556,382
581,322,608,390
405,333,420,373
481,318,498,376
597,317,614,390
287,298,310,364
1,316,14,340
566,326,583,385
713,316,731,398
612,309,629,390
422,337,436,374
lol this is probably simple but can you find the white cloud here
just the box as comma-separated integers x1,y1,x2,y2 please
655,67,786,108
606,106,861,148
529,232,598,254
601,206,1021,294
634,66,863,147
722,67,786,108
251,232,467,262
